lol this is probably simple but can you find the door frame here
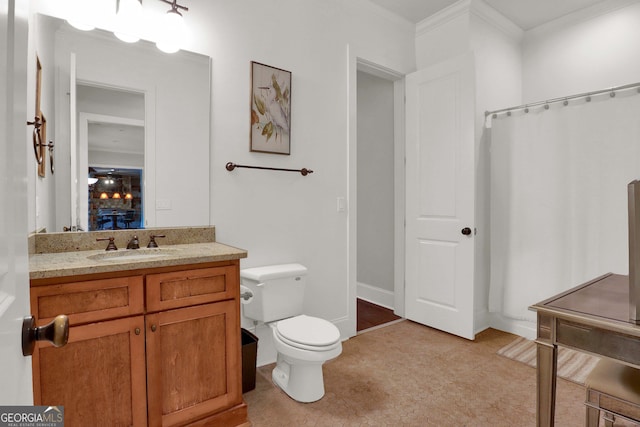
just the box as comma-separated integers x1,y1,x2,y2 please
347,46,405,338
78,111,145,232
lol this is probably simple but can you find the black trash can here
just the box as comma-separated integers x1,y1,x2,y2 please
241,328,259,393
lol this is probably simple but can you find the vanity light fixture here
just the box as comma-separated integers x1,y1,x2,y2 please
67,0,96,31
156,0,188,54
125,193,133,200
112,192,122,199
114,0,144,43
66,0,97,31
100,192,109,199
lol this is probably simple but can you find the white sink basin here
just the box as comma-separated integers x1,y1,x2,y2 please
87,248,179,262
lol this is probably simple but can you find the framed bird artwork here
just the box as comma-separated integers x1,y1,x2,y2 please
250,61,292,155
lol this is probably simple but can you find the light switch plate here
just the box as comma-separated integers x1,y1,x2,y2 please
156,199,172,210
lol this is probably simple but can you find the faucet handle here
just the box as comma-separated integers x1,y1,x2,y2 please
96,237,117,251
147,234,166,248
127,235,140,250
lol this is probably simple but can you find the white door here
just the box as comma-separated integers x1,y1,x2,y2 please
0,0,34,403
405,53,476,340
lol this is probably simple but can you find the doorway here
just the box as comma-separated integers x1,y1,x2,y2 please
353,59,405,332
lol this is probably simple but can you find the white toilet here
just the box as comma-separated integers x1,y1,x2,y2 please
240,263,342,403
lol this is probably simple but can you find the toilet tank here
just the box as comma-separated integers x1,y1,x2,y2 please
240,263,307,323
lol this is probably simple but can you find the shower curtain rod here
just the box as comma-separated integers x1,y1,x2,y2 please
485,81,640,118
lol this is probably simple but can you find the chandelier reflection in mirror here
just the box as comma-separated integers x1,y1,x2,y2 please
89,168,141,230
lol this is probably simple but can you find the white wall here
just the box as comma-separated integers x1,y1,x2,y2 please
26,13,57,232
29,0,640,347
356,71,395,306
522,0,640,103
202,0,415,340
469,4,523,333
31,0,416,345
415,2,471,70
25,0,640,354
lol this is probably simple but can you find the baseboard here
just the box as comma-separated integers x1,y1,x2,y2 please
357,282,394,309
487,312,536,340
474,307,491,336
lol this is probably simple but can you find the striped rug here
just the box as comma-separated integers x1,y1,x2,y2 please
497,336,600,385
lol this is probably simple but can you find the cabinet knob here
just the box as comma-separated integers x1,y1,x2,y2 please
22,314,69,356
151,324,157,332
135,328,141,335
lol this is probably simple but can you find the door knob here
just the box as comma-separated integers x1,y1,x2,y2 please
22,314,69,356
461,227,472,236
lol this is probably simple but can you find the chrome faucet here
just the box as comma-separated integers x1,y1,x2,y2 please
127,235,140,250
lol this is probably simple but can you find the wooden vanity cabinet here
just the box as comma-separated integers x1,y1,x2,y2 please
30,260,248,427
145,265,244,427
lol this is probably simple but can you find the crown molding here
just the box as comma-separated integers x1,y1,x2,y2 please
416,0,472,37
361,0,417,31
416,0,522,40
470,0,523,40
525,0,639,38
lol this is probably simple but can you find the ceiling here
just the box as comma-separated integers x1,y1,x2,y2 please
367,0,609,30
88,122,144,155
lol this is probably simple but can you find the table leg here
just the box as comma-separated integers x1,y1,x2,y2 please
536,339,558,427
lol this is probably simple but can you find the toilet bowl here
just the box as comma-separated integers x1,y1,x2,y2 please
239,264,343,403
269,315,342,402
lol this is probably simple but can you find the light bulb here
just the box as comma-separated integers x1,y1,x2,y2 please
67,20,95,31
156,10,184,53
114,0,143,43
66,0,96,31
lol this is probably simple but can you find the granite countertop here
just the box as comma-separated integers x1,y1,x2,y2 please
28,226,247,280
30,242,247,280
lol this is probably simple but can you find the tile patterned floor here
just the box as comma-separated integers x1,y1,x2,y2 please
244,321,591,426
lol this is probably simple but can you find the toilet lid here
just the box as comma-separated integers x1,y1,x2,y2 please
275,315,341,347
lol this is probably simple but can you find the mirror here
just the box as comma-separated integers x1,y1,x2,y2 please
80,84,145,231
33,14,211,232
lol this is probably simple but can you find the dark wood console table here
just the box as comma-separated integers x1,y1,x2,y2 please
530,273,640,426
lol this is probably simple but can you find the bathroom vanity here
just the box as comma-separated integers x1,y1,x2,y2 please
28,227,249,427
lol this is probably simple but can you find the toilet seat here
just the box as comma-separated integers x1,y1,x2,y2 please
274,315,341,351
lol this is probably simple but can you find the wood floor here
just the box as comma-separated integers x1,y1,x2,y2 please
356,298,401,331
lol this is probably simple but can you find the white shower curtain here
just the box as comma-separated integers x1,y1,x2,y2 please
489,90,640,322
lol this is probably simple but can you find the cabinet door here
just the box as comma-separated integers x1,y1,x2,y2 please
32,316,147,427
146,265,238,313
31,276,144,326
146,300,242,427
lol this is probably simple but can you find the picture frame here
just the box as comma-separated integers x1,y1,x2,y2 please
250,61,291,155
